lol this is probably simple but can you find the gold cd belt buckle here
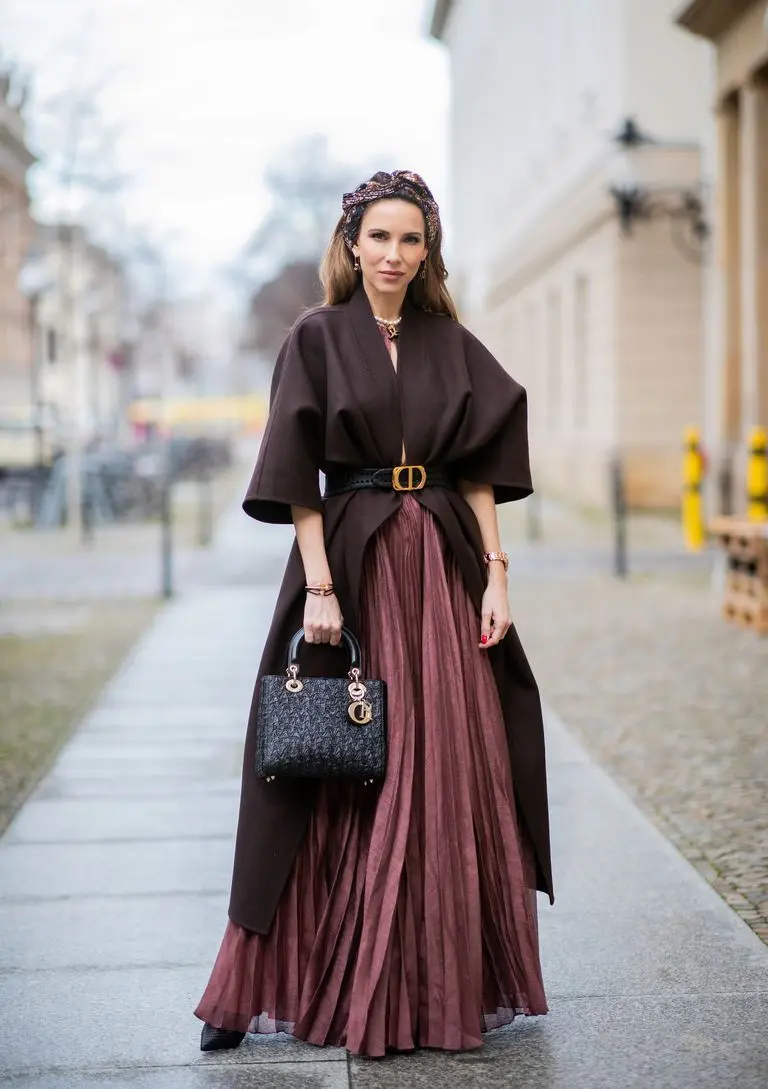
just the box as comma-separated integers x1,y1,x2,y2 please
392,465,427,492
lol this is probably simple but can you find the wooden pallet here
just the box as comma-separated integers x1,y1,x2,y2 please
709,517,768,547
709,517,768,634
723,570,768,601
722,591,768,633
725,569,766,595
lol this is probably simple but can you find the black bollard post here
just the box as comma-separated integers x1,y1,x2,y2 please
30,465,46,528
81,493,93,545
160,442,174,599
198,467,213,547
81,469,95,546
610,455,628,579
717,455,734,517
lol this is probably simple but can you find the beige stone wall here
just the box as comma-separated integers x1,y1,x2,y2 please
678,0,768,515
486,204,622,510
32,228,127,441
616,218,704,506
0,175,33,407
739,74,768,436
0,82,36,412
481,150,705,511
490,225,702,512
717,2,768,99
435,0,713,510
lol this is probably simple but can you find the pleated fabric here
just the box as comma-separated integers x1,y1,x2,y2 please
195,495,547,1056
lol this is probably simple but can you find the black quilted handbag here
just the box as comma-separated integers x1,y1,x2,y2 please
255,627,387,784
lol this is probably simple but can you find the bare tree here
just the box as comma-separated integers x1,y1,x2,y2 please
242,134,355,285
236,135,391,367
244,260,322,362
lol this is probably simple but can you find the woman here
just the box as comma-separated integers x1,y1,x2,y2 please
195,170,552,1058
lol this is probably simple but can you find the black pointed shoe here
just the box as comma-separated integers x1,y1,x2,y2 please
200,1023,246,1052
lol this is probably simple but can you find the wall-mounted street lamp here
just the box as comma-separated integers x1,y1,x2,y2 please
608,116,709,262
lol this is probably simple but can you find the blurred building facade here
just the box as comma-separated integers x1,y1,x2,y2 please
0,64,36,411
431,0,714,508
168,295,237,398
33,223,129,443
677,0,768,506
129,293,235,407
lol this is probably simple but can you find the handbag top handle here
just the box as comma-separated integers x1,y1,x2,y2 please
287,626,362,671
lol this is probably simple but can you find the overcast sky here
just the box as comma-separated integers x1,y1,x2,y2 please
3,0,449,287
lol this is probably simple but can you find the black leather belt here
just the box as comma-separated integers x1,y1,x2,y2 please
324,465,454,498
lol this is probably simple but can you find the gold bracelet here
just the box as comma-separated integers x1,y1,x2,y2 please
305,583,335,597
483,551,509,572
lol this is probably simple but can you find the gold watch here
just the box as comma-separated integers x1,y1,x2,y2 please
483,551,509,572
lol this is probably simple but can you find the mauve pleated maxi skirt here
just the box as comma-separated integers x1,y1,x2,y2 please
195,494,547,1056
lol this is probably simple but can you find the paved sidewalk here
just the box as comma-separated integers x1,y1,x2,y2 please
1,505,767,1088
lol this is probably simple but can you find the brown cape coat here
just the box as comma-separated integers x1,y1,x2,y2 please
229,284,553,935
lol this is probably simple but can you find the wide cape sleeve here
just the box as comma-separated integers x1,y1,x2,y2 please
242,317,324,524
453,326,533,504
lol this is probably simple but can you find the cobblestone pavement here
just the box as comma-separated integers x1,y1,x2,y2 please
499,499,768,945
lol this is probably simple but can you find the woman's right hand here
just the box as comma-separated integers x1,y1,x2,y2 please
303,591,344,646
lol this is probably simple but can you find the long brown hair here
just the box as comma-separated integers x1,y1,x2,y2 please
319,181,458,320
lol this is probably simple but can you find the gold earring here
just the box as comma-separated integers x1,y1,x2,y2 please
353,255,360,272
420,262,426,281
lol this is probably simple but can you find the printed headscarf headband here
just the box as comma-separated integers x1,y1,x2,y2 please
341,171,441,250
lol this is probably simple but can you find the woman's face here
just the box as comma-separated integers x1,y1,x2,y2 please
353,199,428,300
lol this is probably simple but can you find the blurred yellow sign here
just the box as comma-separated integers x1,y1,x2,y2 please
127,395,266,430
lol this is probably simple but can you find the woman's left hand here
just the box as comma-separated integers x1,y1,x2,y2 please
479,580,511,649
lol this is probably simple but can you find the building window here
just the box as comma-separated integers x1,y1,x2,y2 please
574,274,589,429
546,290,561,428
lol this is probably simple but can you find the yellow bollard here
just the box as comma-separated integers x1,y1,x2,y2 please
747,426,768,522
682,426,706,551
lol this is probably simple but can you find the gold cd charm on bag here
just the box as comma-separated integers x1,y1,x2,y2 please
348,699,373,725
347,671,372,723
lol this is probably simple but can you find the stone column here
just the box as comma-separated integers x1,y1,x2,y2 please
717,95,741,448
739,73,768,432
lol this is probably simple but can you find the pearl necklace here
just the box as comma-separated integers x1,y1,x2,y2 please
374,315,402,341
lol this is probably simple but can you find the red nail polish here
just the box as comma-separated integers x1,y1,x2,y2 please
481,635,488,644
